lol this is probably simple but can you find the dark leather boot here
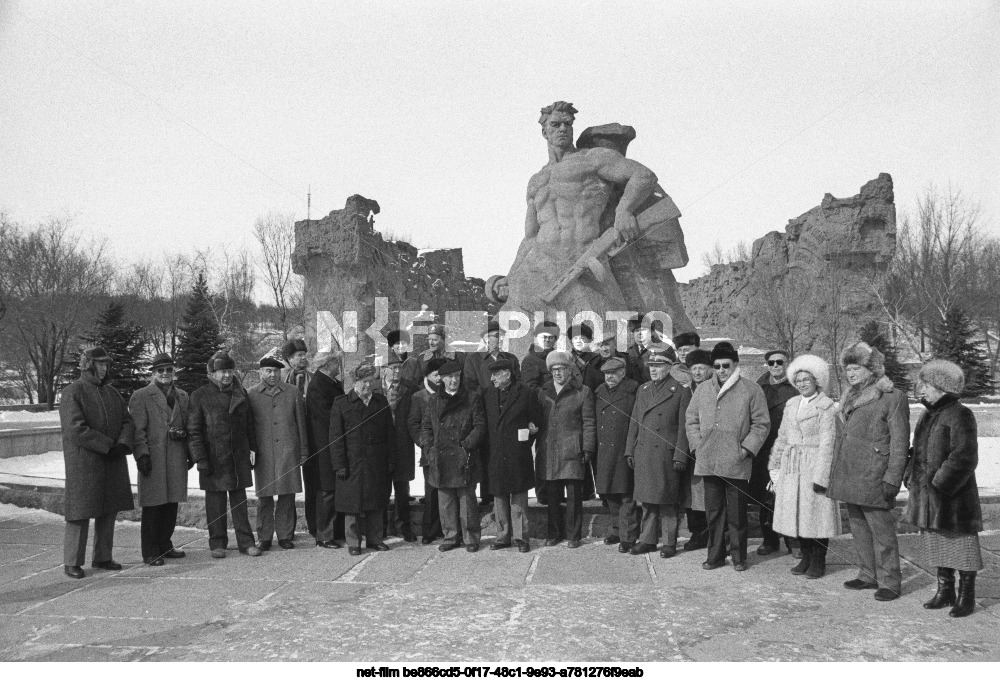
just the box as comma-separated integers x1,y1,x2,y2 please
790,539,812,575
949,571,976,618
806,539,827,579
923,567,956,609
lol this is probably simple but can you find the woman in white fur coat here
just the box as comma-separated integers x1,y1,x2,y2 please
769,354,841,579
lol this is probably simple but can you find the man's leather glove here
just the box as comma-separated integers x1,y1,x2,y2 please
196,459,212,474
107,443,130,458
881,482,900,503
625,456,635,470
672,461,686,472
336,468,349,479
136,455,152,476
813,483,827,494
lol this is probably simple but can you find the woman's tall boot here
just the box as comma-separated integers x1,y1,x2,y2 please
949,571,976,618
806,538,827,579
923,567,956,609
790,538,811,575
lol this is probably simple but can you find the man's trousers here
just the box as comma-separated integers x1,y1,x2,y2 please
345,511,385,547
315,489,345,543
256,494,296,542
494,491,529,543
638,502,681,548
64,513,116,566
546,479,583,542
140,502,178,560
439,484,481,546
205,489,255,551
845,503,902,593
602,493,640,545
704,476,749,564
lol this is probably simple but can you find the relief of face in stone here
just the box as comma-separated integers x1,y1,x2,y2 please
485,275,509,304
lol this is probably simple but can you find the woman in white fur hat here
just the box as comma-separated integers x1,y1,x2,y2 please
769,355,841,579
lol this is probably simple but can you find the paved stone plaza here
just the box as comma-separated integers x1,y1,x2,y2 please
0,504,998,663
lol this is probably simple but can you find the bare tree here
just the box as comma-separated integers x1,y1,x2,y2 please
737,264,815,357
252,211,303,340
0,217,113,407
701,239,752,272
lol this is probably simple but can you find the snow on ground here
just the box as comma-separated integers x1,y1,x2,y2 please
0,410,60,423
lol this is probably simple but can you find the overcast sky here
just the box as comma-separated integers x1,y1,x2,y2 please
1,1,996,286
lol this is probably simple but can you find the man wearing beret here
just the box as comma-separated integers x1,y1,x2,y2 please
536,350,597,548
378,355,418,542
401,323,466,386
483,359,542,552
307,350,346,548
407,356,449,544
521,321,560,391
248,356,309,550
686,342,770,571
594,356,641,552
59,347,135,578
596,330,629,372
329,363,397,555
128,353,191,567
420,360,487,551
680,348,714,551
188,351,262,558
465,319,522,506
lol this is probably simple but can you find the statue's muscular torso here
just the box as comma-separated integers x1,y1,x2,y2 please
525,147,617,252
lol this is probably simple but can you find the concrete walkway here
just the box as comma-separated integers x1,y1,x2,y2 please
1,504,998,662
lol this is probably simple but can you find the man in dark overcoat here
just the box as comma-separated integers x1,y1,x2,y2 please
378,356,417,542
401,323,466,386
280,338,310,537
407,356,448,544
483,359,541,552
128,352,191,566
520,321,560,390
248,356,308,551
625,346,691,558
187,351,261,559
59,347,135,579
536,351,596,548
305,351,345,548
752,349,799,556
420,360,487,552
329,363,397,555
568,323,604,392
593,357,640,552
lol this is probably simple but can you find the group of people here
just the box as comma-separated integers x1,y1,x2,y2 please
57,317,987,618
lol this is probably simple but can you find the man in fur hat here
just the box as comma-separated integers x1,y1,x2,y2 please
188,351,262,558
568,322,604,392
128,353,191,567
407,356,449,543
521,321,560,390
248,356,309,551
59,347,135,579
680,348,714,551
281,338,310,395
378,355,418,542
388,329,411,365
307,350,346,547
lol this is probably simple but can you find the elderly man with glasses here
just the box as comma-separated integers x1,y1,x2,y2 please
685,342,770,572
751,350,799,556
128,353,192,566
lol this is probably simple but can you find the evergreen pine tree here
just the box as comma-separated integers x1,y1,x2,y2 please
59,302,147,399
931,307,996,399
174,272,224,392
858,320,913,395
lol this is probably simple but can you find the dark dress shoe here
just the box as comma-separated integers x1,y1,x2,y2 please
278,539,295,550
368,542,391,552
64,565,85,579
567,540,581,549
659,546,677,559
316,540,341,549
544,538,562,547
420,536,435,545
466,544,480,553
144,557,165,567
874,588,900,601
163,549,185,559
683,538,707,551
630,543,656,555
259,541,273,552
517,540,530,553
491,542,512,551
438,542,460,552
844,578,878,590
618,542,634,553
402,531,417,543
348,546,363,556
756,544,779,556
91,560,122,570
702,560,726,570
603,535,621,545
734,561,748,572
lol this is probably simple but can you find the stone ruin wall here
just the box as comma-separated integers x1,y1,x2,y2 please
679,173,897,348
292,195,493,377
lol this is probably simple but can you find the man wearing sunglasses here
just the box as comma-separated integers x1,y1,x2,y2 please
128,353,192,566
751,350,799,556
685,342,770,572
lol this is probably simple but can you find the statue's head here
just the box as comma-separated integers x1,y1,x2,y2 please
539,101,577,150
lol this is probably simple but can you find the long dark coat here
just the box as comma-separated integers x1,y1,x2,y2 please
905,395,982,533
827,376,910,509
594,378,639,495
248,382,308,497
536,378,597,481
378,380,416,482
626,344,651,384
128,383,191,507
401,349,467,386
571,350,604,392
407,384,435,465
59,373,135,521
521,346,553,390
305,370,344,492
626,377,691,505
329,391,397,513
420,386,486,489
187,381,256,492
483,381,542,495
751,374,798,498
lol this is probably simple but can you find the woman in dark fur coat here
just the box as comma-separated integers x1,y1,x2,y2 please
906,359,983,618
